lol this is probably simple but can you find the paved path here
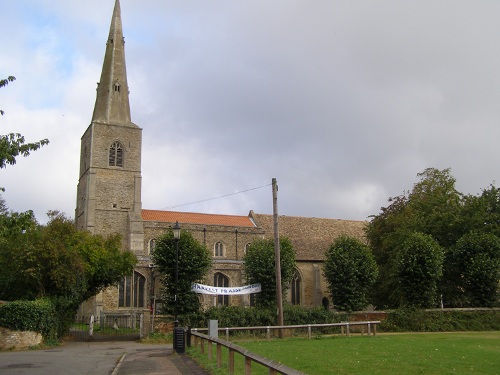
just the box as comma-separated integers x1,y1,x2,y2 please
0,341,209,375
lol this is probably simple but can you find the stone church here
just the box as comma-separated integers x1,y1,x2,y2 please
75,0,366,322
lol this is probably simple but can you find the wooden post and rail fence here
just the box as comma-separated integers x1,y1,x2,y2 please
190,320,380,375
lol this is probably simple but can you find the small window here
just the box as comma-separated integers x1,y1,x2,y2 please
291,270,301,305
114,82,120,92
149,239,156,254
214,273,229,306
109,141,123,167
214,241,224,257
244,243,252,254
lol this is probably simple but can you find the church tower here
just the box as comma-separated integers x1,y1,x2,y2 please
76,0,144,254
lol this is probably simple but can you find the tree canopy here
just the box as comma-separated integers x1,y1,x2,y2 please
243,237,296,308
0,209,136,305
1,76,49,189
366,167,500,308
396,232,444,308
447,232,500,307
152,229,212,316
323,235,378,311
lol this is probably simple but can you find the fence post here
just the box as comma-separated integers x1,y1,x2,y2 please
367,322,371,336
226,327,229,341
307,325,311,340
217,343,222,368
89,315,94,341
208,341,213,360
267,326,270,340
194,334,199,349
228,348,235,375
245,356,252,375
346,322,350,336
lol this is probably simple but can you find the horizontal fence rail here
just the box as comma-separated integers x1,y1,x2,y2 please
191,331,305,375
193,321,381,341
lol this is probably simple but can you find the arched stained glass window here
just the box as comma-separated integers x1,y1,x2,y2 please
118,271,145,308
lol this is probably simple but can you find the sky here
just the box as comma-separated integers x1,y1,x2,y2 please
1,0,499,223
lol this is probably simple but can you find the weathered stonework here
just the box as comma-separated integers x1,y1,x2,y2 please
0,327,42,350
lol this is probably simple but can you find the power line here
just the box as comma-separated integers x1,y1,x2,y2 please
163,183,272,210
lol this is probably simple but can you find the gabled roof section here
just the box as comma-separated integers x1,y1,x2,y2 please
142,209,257,228
92,0,135,127
250,212,367,261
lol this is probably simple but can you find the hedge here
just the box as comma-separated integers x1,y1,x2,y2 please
180,305,500,333
0,299,58,339
381,308,500,332
182,305,348,328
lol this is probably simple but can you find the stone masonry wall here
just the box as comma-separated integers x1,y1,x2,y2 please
0,327,42,350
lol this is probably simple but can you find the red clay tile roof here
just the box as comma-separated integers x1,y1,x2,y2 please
142,209,256,228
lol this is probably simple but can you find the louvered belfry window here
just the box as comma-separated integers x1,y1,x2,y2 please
109,141,123,167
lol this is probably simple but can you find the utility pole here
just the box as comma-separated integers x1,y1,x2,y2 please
272,178,284,334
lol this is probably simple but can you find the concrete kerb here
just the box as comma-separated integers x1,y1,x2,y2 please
110,353,127,375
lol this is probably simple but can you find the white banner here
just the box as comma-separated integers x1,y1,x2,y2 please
191,283,261,295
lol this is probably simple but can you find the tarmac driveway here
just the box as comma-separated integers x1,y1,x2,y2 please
0,341,175,375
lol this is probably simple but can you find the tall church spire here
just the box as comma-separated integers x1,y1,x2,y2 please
92,0,133,125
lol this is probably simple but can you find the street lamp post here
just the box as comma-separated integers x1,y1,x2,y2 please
173,221,181,326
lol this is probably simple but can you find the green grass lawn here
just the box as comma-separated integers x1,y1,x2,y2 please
189,332,500,375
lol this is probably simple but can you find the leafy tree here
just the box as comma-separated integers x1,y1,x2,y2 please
0,210,136,305
366,168,463,308
243,237,296,308
1,76,49,186
0,76,16,116
447,232,500,307
323,235,378,311
0,194,9,215
459,185,500,238
396,232,444,308
152,229,212,316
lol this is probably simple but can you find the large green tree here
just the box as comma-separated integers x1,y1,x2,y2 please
367,168,500,308
1,76,49,182
366,168,462,308
459,185,500,237
323,236,378,311
396,232,444,308
0,210,136,305
152,229,212,316
446,232,500,307
243,237,296,308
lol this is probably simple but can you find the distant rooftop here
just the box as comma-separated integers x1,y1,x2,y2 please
142,209,256,228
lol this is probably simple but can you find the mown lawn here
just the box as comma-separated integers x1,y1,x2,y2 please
188,332,500,374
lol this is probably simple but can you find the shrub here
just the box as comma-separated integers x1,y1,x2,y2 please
181,305,349,328
0,299,58,339
381,308,500,332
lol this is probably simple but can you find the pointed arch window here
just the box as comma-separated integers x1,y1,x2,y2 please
148,239,156,255
109,141,124,167
244,242,252,254
214,272,229,306
214,241,225,257
118,271,146,308
291,270,301,305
